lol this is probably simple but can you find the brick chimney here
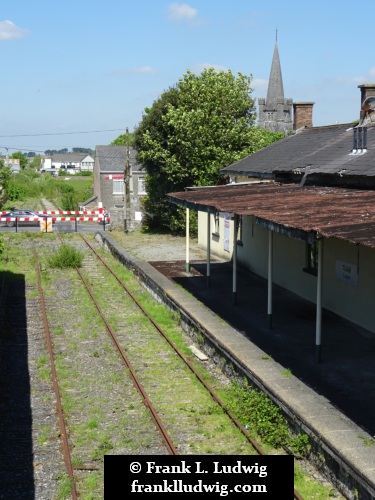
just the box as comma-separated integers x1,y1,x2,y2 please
293,102,314,130
358,84,375,121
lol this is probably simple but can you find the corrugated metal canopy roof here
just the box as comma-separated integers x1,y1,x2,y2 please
166,182,375,248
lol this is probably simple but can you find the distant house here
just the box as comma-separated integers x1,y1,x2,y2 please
41,153,94,175
1,157,21,173
93,145,146,230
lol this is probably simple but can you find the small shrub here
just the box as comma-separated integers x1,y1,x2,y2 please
6,184,26,201
61,192,77,210
222,380,290,448
58,183,74,194
47,243,83,269
290,433,311,458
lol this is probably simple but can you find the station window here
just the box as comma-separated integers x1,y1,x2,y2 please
213,212,220,235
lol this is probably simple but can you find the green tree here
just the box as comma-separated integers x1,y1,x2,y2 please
72,147,94,154
10,151,28,171
29,155,42,171
0,161,12,209
0,161,12,189
133,68,283,233
111,131,135,147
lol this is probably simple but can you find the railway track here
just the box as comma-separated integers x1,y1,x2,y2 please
0,234,305,498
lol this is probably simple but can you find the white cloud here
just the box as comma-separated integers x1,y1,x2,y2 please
0,20,29,41
333,67,375,86
168,3,197,21
189,63,229,73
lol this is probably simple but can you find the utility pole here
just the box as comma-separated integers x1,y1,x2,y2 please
123,127,133,232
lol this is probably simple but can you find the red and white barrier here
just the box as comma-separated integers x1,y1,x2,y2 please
38,210,100,215
1,209,103,216
0,216,109,222
0,217,41,222
0,206,110,223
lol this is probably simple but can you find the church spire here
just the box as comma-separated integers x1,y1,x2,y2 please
266,40,285,103
258,35,293,133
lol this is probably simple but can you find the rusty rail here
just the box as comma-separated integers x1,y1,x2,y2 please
34,250,79,499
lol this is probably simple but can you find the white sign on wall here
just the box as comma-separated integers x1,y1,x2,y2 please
223,213,231,252
335,260,358,286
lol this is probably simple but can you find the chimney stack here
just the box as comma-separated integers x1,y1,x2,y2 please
358,84,375,121
293,102,314,130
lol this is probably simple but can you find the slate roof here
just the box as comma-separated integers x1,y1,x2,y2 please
221,123,375,183
167,182,375,248
51,153,93,162
95,145,143,173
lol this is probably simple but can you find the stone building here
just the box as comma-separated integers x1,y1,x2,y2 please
92,145,146,230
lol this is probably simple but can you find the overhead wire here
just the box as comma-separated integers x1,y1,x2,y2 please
0,127,128,156
0,128,125,138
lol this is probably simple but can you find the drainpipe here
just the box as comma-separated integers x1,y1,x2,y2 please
206,212,211,288
232,214,238,305
267,231,273,329
315,239,323,363
186,208,190,273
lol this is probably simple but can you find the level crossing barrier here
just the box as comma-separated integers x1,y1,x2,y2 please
0,207,110,233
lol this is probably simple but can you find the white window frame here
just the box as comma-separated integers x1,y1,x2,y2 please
113,179,124,194
212,212,220,236
138,177,146,195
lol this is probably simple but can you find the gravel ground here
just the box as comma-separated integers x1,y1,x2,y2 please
108,229,219,262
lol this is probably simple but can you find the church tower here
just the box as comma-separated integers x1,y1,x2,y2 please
258,38,293,133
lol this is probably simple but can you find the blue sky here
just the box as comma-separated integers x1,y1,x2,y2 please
0,0,373,154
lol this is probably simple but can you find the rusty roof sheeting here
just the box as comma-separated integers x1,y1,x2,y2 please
166,182,375,248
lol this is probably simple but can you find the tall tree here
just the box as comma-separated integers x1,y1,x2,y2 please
133,68,283,233
111,131,135,147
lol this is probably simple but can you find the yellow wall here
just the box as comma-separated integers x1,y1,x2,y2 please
198,211,375,333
